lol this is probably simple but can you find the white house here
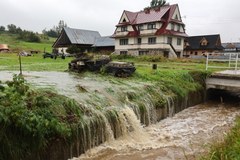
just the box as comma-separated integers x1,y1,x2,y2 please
112,4,187,58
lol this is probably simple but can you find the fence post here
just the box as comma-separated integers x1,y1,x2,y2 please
229,53,232,68
235,53,238,71
206,53,209,70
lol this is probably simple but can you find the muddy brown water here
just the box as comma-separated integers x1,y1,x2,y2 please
1,71,240,160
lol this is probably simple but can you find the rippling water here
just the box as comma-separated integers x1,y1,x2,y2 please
74,102,240,160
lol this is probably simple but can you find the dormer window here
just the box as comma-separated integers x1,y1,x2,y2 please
147,23,156,30
177,24,180,32
200,38,208,46
175,15,179,20
171,23,175,31
138,25,144,31
121,26,128,32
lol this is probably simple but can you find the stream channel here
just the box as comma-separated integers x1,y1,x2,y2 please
1,71,240,160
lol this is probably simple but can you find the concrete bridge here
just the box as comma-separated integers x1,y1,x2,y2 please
206,70,240,92
206,52,240,92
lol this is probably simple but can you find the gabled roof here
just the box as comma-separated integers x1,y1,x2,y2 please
92,36,115,47
185,34,224,50
64,27,101,45
53,27,101,47
114,4,187,38
118,4,179,25
222,42,240,49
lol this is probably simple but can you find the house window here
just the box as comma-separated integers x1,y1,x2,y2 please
200,38,208,46
175,15,179,20
167,37,172,44
148,37,156,44
138,25,144,31
171,23,175,30
122,18,127,23
177,38,182,46
195,52,198,55
177,24,181,31
147,23,156,29
139,50,149,56
121,26,128,32
137,38,142,44
120,51,128,55
120,39,128,45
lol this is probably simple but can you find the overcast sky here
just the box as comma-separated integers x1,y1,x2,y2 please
1,0,240,42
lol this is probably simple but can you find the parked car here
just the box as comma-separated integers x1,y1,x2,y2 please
43,52,54,59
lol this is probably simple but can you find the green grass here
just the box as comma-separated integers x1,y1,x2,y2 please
0,33,55,52
201,117,240,160
0,53,73,71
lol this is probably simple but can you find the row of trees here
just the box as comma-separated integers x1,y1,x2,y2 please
42,20,67,38
0,24,40,42
0,20,67,42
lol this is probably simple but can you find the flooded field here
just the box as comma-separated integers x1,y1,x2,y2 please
1,71,239,160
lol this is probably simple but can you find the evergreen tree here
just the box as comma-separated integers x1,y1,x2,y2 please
150,0,166,7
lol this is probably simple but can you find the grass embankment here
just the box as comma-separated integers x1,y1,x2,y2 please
201,118,240,160
0,33,55,52
0,75,84,159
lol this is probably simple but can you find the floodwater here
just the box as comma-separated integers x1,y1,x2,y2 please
75,102,240,160
1,71,240,160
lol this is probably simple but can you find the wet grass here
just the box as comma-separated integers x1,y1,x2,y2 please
201,117,240,160
0,33,55,52
0,53,73,71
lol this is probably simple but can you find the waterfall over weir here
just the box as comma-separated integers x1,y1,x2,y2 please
0,71,204,160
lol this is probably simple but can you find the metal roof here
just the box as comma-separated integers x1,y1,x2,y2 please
92,36,115,47
64,27,101,45
185,34,224,50
222,42,240,49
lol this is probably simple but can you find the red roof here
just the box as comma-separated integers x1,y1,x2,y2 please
120,4,179,25
115,4,187,38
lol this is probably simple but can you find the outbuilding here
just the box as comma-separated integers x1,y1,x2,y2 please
0,44,9,52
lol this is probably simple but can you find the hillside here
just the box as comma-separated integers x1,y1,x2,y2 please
0,32,56,53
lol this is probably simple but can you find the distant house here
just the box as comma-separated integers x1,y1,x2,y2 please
222,42,240,52
92,36,115,53
53,27,114,53
112,4,187,58
0,44,9,52
53,27,101,53
184,34,224,57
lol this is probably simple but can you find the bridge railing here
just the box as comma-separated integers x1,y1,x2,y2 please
206,52,240,70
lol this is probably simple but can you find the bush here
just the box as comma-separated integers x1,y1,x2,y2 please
18,31,41,42
0,75,83,159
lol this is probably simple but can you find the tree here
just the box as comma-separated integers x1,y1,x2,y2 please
56,20,67,35
42,20,67,38
0,26,5,32
150,0,166,7
7,24,17,33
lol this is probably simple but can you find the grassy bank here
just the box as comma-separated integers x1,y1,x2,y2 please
201,117,240,160
0,33,55,52
0,53,73,71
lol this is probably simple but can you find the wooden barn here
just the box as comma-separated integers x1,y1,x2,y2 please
53,27,101,53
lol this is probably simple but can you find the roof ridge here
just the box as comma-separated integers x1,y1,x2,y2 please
64,27,99,33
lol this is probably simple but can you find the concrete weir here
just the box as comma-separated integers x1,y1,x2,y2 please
206,70,240,92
